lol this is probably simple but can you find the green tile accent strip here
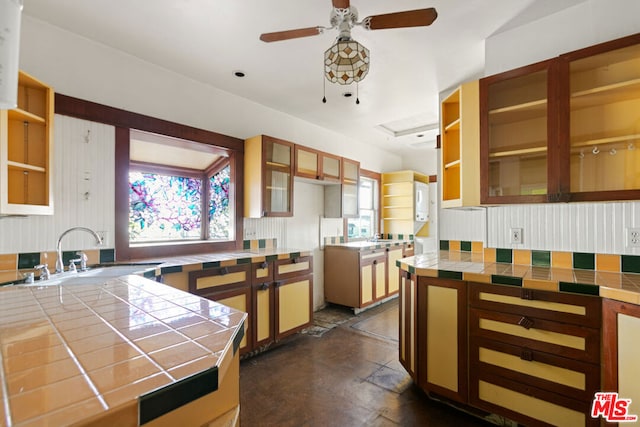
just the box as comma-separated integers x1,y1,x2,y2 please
438,270,463,280
139,367,219,424
460,241,472,252
259,239,266,249
408,265,416,275
203,261,221,269
266,255,278,262
440,240,449,250
573,252,595,270
99,249,115,263
243,240,250,250
233,320,245,354
236,257,252,264
143,270,156,279
496,249,513,264
17,252,40,269
491,275,522,287
161,265,183,274
531,250,551,267
621,255,640,274
289,252,301,260
559,282,599,296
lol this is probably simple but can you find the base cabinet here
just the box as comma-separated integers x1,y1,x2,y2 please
399,270,417,379
417,277,467,404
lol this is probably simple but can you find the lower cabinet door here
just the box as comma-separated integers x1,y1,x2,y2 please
253,281,274,349
399,270,417,379
204,286,252,355
274,274,313,340
386,246,404,295
374,258,386,300
417,277,468,404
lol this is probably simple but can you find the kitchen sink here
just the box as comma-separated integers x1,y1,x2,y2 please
23,264,159,287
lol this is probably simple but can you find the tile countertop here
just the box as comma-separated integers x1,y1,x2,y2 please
0,275,246,426
324,240,411,250
397,251,640,305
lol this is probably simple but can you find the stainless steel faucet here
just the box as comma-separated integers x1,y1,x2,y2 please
55,227,103,273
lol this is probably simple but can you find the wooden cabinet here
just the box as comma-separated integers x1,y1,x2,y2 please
468,282,601,426
441,80,480,208
381,170,430,236
480,59,558,204
189,264,252,355
294,145,341,182
559,33,640,201
416,277,468,403
602,298,640,421
0,71,54,215
325,157,359,218
244,135,293,218
324,244,409,310
399,270,417,379
251,257,313,349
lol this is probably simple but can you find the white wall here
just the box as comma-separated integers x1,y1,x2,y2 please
439,0,640,255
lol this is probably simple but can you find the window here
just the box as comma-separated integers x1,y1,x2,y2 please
347,175,379,239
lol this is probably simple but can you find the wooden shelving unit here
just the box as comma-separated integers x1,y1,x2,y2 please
441,80,480,208
382,170,429,236
0,71,54,215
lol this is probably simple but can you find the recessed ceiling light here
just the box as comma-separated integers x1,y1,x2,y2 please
342,92,353,98
233,70,246,78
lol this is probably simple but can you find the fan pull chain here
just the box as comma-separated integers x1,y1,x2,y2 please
356,82,360,105
322,74,327,103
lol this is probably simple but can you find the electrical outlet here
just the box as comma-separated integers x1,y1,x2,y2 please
510,228,523,245
627,228,640,247
96,231,107,246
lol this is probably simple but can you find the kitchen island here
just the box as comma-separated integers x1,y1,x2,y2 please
397,250,640,426
0,275,245,426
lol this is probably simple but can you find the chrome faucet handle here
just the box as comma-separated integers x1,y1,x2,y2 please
76,251,88,271
34,264,50,281
68,258,82,273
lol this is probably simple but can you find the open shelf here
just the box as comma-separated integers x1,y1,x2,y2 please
571,78,640,110
489,144,547,159
488,99,547,124
571,133,640,149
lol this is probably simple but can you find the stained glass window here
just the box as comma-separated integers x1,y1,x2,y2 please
129,171,202,242
209,165,230,239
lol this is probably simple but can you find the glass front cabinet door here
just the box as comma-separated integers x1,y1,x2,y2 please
480,59,558,204
559,33,640,201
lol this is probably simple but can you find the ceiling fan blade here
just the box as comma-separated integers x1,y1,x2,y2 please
363,8,437,30
259,27,323,43
332,0,350,9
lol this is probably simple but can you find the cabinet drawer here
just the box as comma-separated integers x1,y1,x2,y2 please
469,308,600,364
403,243,414,257
189,264,250,294
274,256,312,280
470,336,599,402
469,282,601,328
251,261,273,284
470,371,596,427
359,249,386,263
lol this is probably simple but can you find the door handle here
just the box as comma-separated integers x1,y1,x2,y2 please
518,316,534,330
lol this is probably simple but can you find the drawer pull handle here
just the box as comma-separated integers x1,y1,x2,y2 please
521,289,535,300
291,257,298,264
373,260,377,265
220,267,229,275
518,316,534,329
274,280,283,288
259,283,269,291
260,262,268,269
520,349,534,361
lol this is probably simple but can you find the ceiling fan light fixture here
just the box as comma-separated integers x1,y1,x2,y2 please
324,40,369,85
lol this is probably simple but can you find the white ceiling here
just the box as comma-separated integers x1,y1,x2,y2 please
22,0,585,155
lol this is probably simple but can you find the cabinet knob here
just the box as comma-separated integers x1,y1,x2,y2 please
518,316,534,330
521,289,535,300
260,262,268,269
520,349,534,361
274,280,283,288
373,260,377,265
291,257,298,264
220,267,229,275
259,283,269,291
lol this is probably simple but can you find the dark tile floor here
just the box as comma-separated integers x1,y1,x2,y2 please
239,300,490,426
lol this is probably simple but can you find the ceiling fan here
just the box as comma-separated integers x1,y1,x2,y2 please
259,0,437,96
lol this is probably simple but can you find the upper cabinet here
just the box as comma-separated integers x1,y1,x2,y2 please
480,59,558,204
0,71,54,215
244,135,294,218
341,158,360,218
559,33,640,202
477,32,640,205
294,145,341,182
441,80,480,208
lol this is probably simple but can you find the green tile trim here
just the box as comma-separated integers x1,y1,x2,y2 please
266,255,279,262
139,367,219,425
491,275,522,287
621,255,640,274
243,240,251,250
236,258,252,264
440,240,449,250
559,282,599,296
289,252,301,260
496,248,513,264
460,241,472,252
233,320,245,354
573,252,595,270
99,249,115,263
17,252,40,269
531,251,551,267
203,261,221,269
161,265,183,274
408,265,416,275
259,239,266,249
143,270,157,279
438,270,463,280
